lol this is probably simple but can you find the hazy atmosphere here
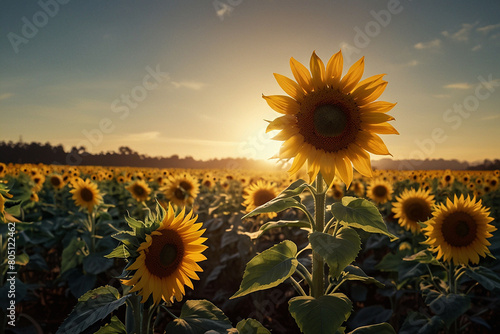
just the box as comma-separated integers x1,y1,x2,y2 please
2,0,500,163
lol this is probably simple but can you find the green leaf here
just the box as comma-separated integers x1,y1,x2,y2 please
275,179,309,198
105,244,131,259
165,299,233,334
94,316,126,334
15,252,29,266
375,252,402,272
61,238,87,274
260,220,311,233
236,318,271,334
243,197,307,219
465,266,500,292
288,294,352,334
83,253,114,275
348,322,396,334
231,240,298,299
309,228,361,278
403,250,440,265
399,312,445,334
56,286,130,334
343,265,385,288
425,293,470,327
330,197,397,240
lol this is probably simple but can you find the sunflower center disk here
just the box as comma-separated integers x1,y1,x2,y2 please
314,104,347,137
80,188,94,202
145,229,185,278
253,189,276,207
160,244,178,267
441,211,478,247
133,185,145,196
404,199,431,223
373,185,388,198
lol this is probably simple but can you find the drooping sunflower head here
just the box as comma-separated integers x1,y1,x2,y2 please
243,180,279,219
162,174,200,208
264,50,398,188
392,188,435,234
366,178,393,205
126,180,152,202
422,195,496,265
69,178,103,213
118,203,207,305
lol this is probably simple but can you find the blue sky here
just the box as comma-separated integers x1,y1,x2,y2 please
1,0,500,164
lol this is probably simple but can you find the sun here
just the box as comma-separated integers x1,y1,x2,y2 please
264,50,398,187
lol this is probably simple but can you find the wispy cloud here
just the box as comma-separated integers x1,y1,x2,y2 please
432,94,451,99
479,114,500,121
404,60,419,67
215,3,233,20
414,38,441,50
471,44,482,52
0,93,13,101
127,131,161,141
477,23,500,34
444,82,472,90
171,81,206,90
442,22,477,42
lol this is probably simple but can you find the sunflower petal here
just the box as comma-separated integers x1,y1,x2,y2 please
262,95,300,114
361,122,400,135
359,101,397,113
326,50,343,87
340,57,365,93
310,51,326,89
273,73,304,100
290,57,313,93
361,112,395,124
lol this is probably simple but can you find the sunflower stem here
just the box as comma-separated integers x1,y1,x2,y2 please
296,261,314,293
312,173,326,298
142,306,150,334
288,277,308,297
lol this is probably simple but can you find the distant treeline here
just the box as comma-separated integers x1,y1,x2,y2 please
0,141,498,171
0,141,280,170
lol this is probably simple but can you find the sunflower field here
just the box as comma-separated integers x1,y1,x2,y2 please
2,51,500,334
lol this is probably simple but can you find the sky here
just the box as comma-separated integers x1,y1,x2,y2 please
1,0,500,164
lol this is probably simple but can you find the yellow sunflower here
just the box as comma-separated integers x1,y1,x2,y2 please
0,162,6,177
121,204,207,305
422,195,496,265
392,188,435,234
70,178,103,213
126,180,152,202
366,178,393,205
243,180,279,219
49,174,65,190
162,174,200,208
264,50,398,187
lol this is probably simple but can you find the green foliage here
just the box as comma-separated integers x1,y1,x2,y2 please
61,238,87,274
309,228,361,278
288,294,352,334
348,322,396,334
236,318,271,334
231,240,298,298
165,300,233,334
56,286,130,334
465,266,500,292
94,316,126,334
330,197,397,240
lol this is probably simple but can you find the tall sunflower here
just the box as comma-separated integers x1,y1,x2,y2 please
243,180,279,219
392,188,435,234
49,174,65,190
422,195,496,265
264,50,398,187
126,180,152,202
70,178,103,213
121,203,207,305
162,174,199,208
366,178,393,205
